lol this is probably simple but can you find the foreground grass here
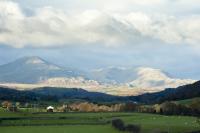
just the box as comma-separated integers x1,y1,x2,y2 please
121,113,199,133
0,108,199,133
0,125,123,133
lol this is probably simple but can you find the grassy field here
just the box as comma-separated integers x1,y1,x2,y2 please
175,97,200,105
1,125,123,133
0,108,199,133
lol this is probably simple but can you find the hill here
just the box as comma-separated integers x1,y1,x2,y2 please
130,81,200,104
0,87,126,103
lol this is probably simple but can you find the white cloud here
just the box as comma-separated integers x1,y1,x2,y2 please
0,1,199,48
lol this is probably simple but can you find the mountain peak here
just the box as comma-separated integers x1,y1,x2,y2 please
20,56,63,70
18,56,46,64
0,56,82,83
136,67,169,80
129,67,196,90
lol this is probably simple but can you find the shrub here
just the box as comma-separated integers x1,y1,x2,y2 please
125,124,141,133
112,119,125,131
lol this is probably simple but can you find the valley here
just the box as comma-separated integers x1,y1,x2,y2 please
0,1,199,133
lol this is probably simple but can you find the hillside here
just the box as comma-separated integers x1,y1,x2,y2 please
0,87,126,103
175,97,200,105
130,81,200,104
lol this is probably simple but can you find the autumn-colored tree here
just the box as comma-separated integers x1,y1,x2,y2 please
124,102,138,112
1,101,12,108
160,101,179,115
79,102,93,112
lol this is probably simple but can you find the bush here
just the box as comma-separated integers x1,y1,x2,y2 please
112,119,125,131
125,124,141,133
112,119,142,133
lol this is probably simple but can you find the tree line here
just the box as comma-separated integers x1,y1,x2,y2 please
2,99,200,116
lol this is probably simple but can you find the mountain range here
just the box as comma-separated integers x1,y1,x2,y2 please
1,80,200,104
0,56,196,96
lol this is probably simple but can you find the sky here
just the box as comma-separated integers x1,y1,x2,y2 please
0,0,200,79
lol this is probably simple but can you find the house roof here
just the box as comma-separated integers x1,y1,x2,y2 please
47,106,54,110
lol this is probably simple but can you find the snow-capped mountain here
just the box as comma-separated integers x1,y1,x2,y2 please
39,77,103,92
127,67,196,91
0,57,196,96
0,56,85,83
86,66,195,95
89,66,138,84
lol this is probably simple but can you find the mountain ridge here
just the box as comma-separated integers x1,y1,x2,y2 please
0,56,84,83
0,56,196,96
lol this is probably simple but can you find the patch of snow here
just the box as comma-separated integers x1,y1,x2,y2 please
25,57,45,64
128,67,196,91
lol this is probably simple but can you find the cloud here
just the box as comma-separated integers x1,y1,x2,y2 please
16,0,200,14
0,1,199,48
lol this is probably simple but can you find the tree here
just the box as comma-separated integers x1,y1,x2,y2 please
124,102,138,112
1,101,12,108
160,101,179,115
125,124,141,133
15,102,21,108
79,102,93,112
112,119,125,131
190,99,200,115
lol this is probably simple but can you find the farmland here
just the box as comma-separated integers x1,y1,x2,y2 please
0,108,199,133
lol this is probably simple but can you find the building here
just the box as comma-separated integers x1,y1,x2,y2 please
47,106,54,112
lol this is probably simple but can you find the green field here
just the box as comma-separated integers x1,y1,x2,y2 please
1,125,123,133
175,97,200,105
0,108,199,133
